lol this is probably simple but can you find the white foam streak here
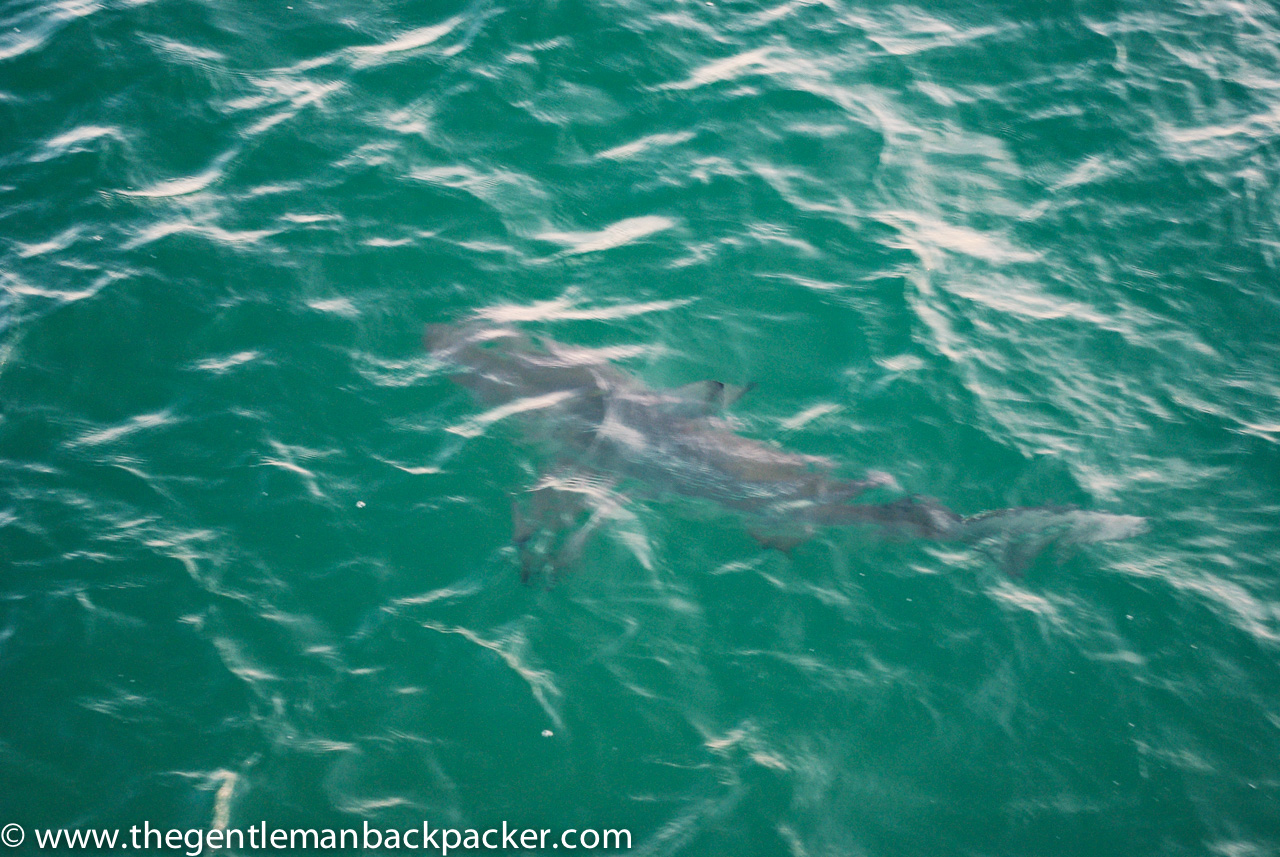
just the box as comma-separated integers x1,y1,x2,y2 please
479,297,692,323
659,47,779,91
596,132,695,161
351,18,461,66
420,622,562,729
118,150,239,199
535,215,677,256
447,391,577,439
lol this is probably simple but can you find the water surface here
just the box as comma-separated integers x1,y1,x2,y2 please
3,0,1280,854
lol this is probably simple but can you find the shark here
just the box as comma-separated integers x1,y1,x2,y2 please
426,322,1148,581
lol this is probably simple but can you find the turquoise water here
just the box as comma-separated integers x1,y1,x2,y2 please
3,0,1280,854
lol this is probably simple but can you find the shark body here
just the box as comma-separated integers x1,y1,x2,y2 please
427,322,1147,579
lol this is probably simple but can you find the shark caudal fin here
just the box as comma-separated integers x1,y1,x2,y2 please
820,498,1147,575
955,506,1149,577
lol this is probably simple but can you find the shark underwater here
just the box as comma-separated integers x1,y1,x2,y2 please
426,322,1148,581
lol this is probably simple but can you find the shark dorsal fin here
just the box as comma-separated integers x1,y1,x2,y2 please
670,380,756,415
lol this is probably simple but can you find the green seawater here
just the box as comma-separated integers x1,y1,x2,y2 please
2,0,1279,854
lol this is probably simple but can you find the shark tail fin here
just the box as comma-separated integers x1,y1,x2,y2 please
955,506,1149,577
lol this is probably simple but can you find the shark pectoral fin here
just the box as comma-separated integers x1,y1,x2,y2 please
547,508,611,582
512,473,620,586
514,484,579,585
